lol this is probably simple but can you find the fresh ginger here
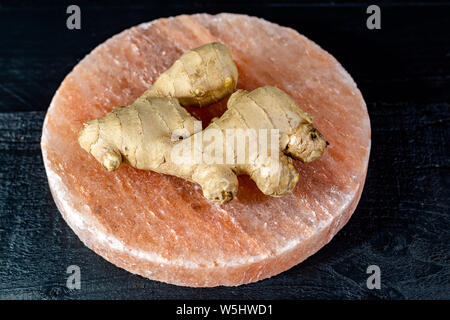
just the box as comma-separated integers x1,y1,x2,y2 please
143,42,238,107
79,85,327,204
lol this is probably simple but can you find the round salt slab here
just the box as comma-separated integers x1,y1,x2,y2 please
41,13,371,287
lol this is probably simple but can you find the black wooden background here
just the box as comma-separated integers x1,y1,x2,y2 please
0,0,448,300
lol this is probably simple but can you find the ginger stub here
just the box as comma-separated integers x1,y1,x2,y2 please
78,43,327,204
143,42,238,107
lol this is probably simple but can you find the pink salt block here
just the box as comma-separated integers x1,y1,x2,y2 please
41,13,371,287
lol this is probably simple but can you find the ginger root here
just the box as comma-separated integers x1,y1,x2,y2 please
168,86,327,203
79,86,327,204
143,42,238,107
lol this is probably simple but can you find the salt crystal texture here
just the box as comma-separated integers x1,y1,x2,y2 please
41,13,371,287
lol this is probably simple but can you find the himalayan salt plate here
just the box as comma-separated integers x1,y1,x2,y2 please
41,13,371,287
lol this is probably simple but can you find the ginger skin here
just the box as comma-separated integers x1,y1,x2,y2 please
79,86,327,204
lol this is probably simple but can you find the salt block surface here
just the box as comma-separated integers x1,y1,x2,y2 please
41,13,371,287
